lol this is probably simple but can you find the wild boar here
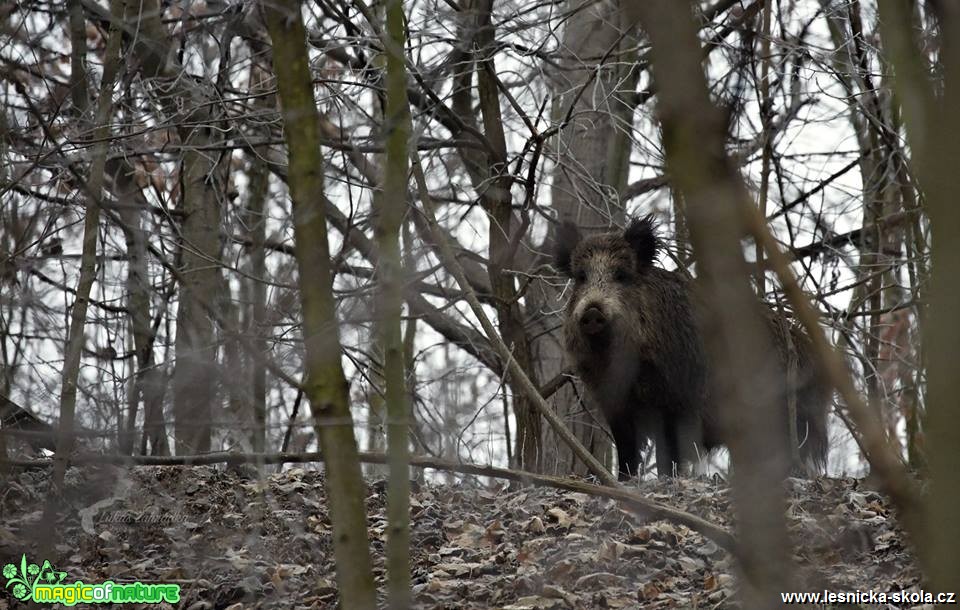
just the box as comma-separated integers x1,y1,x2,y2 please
553,216,829,479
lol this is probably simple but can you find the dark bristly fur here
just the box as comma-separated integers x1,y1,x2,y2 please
553,217,829,479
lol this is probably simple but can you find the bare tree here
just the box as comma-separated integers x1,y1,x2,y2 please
378,0,413,606
263,0,376,605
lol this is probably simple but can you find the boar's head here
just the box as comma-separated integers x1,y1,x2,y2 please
553,216,662,358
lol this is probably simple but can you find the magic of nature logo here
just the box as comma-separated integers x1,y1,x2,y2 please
3,554,180,606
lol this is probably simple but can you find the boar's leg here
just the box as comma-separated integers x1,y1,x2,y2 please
610,413,640,480
655,413,680,477
654,410,702,477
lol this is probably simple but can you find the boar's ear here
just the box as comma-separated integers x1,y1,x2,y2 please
624,215,660,268
553,221,581,277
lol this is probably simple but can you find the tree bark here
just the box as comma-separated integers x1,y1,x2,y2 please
412,157,619,488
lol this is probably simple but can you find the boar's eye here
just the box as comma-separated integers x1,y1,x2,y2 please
574,269,587,282
613,268,631,282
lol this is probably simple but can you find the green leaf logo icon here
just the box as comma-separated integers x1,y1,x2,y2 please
4,554,64,602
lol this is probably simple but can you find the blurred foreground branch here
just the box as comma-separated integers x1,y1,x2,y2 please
878,0,960,594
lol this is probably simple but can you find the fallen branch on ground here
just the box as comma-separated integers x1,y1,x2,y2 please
1,450,737,555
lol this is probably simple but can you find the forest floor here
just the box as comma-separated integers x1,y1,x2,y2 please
0,463,923,609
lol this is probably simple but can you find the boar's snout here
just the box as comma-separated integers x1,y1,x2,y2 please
579,304,608,336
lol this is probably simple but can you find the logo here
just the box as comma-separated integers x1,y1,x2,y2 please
3,555,180,606
3,555,66,601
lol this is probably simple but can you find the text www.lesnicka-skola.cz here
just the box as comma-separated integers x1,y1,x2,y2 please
781,590,956,605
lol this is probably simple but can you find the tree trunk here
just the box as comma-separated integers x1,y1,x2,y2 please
115,0,226,455
246,155,270,455
52,0,123,485
538,0,638,476
263,0,377,606
380,0,413,606
171,114,224,455
107,157,169,456
446,0,544,471
44,0,124,554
